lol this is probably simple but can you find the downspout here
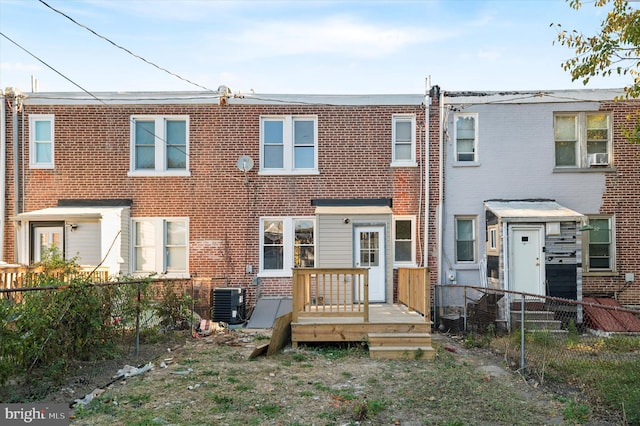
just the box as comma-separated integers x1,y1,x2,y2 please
8,88,23,262
422,79,430,268
436,88,445,287
0,92,5,262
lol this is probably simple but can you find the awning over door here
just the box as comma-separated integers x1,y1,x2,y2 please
484,200,584,222
13,206,127,221
314,206,393,215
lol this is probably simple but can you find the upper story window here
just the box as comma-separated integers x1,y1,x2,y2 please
29,114,54,169
554,112,611,168
260,116,317,175
393,216,416,265
455,216,476,263
130,116,190,176
391,115,416,166
133,217,188,277
260,217,315,276
585,216,615,272
454,113,478,163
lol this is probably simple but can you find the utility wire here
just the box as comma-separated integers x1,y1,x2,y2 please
38,0,217,93
1,31,106,105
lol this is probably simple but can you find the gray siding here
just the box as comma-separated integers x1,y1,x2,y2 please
442,99,606,287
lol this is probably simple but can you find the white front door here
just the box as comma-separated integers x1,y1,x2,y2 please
509,225,544,298
33,226,64,262
355,226,385,302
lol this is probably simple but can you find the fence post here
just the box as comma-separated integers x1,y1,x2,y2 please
463,286,467,332
136,282,141,357
520,297,525,372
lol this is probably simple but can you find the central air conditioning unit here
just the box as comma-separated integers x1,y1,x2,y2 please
211,288,246,325
588,153,609,166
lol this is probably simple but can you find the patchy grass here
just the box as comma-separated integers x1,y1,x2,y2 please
70,335,569,425
494,333,640,424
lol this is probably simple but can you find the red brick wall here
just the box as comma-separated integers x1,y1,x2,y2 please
582,100,640,307
3,99,426,309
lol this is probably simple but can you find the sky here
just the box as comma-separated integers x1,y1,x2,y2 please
0,0,634,95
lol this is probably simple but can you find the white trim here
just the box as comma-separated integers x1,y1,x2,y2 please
129,115,190,175
554,112,612,169
453,113,478,164
391,114,417,166
392,215,417,266
259,115,318,174
454,215,477,264
131,217,189,278
29,114,55,169
258,216,316,277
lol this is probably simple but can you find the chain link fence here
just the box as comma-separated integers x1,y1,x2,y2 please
435,284,640,379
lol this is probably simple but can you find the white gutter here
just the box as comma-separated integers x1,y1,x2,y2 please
0,93,5,261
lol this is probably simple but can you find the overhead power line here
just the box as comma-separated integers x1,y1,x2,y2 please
0,31,105,104
38,0,218,93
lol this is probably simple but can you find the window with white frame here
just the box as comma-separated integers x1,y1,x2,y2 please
393,216,416,264
133,218,188,275
454,113,477,163
260,116,317,174
585,216,615,272
29,115,54,168
554,112,611,168
392,115,416,166
455,216,476,263
260,217,315,275
130,116,189,175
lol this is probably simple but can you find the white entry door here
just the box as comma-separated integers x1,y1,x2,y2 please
33,226,63,262
355,226,386,302
509,225,544,298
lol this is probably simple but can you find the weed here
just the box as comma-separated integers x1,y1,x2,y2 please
256,402,281,417
292,353,308,362
563,399,590,423
353,398,387,421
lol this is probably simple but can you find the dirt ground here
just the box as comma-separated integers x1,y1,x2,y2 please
17,327,623,425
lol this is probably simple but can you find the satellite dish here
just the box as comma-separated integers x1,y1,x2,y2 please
237,155,254,172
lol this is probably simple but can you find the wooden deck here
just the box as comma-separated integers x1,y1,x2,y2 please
292,303,435,359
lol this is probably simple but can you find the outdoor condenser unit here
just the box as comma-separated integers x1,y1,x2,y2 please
211,288,246,325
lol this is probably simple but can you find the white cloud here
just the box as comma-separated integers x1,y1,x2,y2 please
221,16,454,59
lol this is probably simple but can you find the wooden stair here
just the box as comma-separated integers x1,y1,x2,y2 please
367,332,436,360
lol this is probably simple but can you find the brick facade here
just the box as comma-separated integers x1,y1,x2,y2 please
2,94,427,308
582,99,640,306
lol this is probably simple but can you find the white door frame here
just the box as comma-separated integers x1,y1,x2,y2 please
32,225,64,262
508,224,545,298
354,225,386,302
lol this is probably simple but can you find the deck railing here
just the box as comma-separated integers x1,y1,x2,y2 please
292,268,369,322
0,265,110,302
397,267,430,320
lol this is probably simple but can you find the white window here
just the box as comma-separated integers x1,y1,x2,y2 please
29,114,54,168
554,113,611,168
260,116,317,174
130,116,190,176
585,216,615,272
260,217,315,276
392,115,416,166
454,113,478,163
455,216,476,263
133,218,188,276
393,216,416,265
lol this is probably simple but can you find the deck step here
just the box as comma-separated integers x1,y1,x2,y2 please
368,332,432,346
369,345,436,360
367,332,435,359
